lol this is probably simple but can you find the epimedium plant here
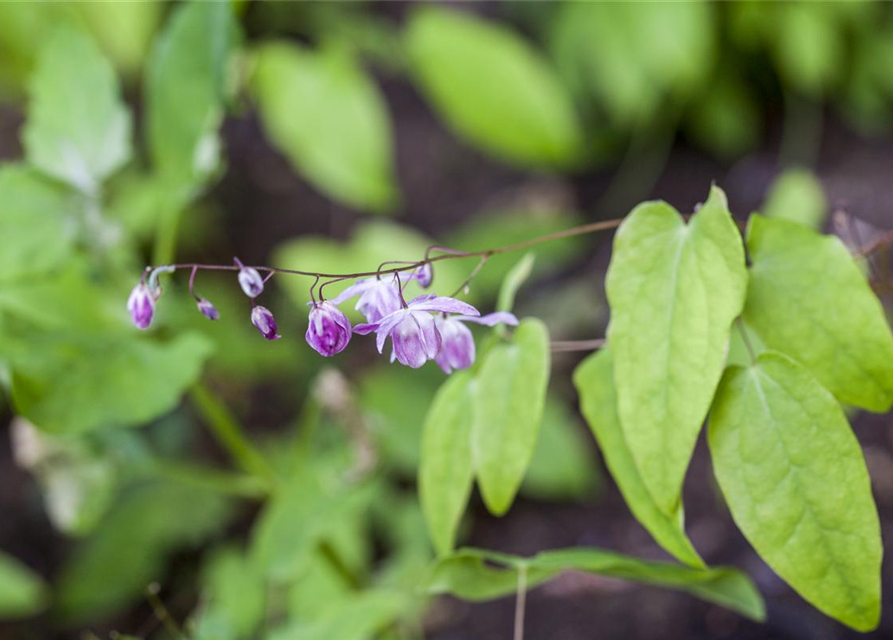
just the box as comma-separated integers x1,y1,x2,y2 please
129,185,892,634
2,2,893,639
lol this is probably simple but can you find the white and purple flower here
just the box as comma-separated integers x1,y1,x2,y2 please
330,276,403,324
435,311,519,374
355,295,479,368
127,283,158,330
251,305,280,340
306,301,352,356
235,257,264,298
196,298,220,321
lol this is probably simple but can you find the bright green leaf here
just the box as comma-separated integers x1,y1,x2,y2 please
573,348,703,567
73,1,163,77
0,165,76,282
425,547,764,622
762,169,827,230
605,186,747,513
744,214,893,411
146,0,234,192
472,318,550,515
419,371,475,556
8,332,213,434
23,24,131,193
708,352,881,631
0,552,46,619
406,7,584,169
251,41,398,213
195,546,266,639
270,591,409,640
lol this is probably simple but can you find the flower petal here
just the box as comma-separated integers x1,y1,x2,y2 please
409,296,479,317
455,311,519,327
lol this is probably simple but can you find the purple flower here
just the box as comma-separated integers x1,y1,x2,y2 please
235,258,264,298
251,305,280,340
196,298,220,321
331,277,403,324
435,312,519,374
306,301,352,356
127,283,157,330
415,263,433,288
355,295,479,368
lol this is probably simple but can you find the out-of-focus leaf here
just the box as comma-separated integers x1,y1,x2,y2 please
497,253,535,314
605,187,746,514
406,6,584,169
573,349,703,567
0,3,68,101
521,396,599,501
0,165,76,283
7,332,213,434
146,0,234,193
270,591,409,640
73,1,163,76
687,74,761,159
23,24,131,193
274,222,467,323
744,215,893,411
709,353,881,631
0,552,47,619
419,371,475,556
762,169,827,230
424,547,765,621
550,2,714,126
472,319,550,516
193,546,266,640
56,480,231,622
774,4,843,96
251,42,398,213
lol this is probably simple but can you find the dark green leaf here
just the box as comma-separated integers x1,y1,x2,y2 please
0,552,47,619
425,547,764,621
709,352,881,631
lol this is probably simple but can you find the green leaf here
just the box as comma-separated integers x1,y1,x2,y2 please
424,547,764,622
56,480,231,622
471,318,550,515
406,7,584,169
573,348,703,568
496,253,535,314
194,546,266,639
23,23,131,193
762,169,827,230
743,215,893,411
251,41,398,213
269,591,409,640
146,0,234,192
419,371,475,556
8,332,213,434
605,186,747,513
708,352,881,631
0,165,76,283
73,1,163,76
0,552,46,619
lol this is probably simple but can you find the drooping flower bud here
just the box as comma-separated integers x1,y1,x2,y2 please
235,258,264,298
415,263,433,288
127,283,156,330
196,298,220,321
251,305,281,340
434,317,475,374
306,301,352,356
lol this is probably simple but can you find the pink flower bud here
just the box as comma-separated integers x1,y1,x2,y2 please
196,298,220,321
127,283,156,330
235,258,264,298
415,263,433,288
306,302,352,356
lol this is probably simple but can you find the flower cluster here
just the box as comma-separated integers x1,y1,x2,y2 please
128,261,516,374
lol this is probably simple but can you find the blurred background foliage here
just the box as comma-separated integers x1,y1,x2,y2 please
1,1,892,639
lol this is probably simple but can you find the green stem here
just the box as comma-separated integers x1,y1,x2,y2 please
190,382,276,485
779,90,823,169
153,205,184,267
136,459,268,499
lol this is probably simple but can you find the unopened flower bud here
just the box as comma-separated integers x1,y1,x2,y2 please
415,263,433,288
306,301,352,356
251,305,280,340
127,283,156,330
196,298,220,321
235,258,264,298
